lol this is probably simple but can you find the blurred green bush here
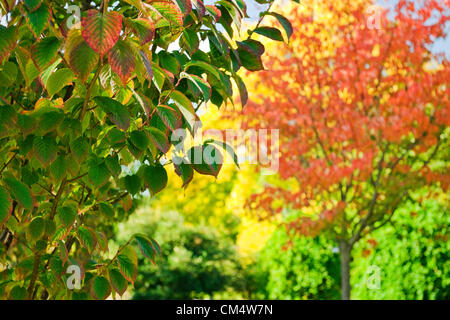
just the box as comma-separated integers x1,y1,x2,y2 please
351,198,449,299
251,197,449,300
118,210,246,299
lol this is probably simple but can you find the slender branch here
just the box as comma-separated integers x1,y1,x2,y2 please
80,60,103,121
0,152,17,175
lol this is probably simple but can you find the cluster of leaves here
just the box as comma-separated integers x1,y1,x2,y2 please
0,0,294,299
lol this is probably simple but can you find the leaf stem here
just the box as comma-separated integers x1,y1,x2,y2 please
80,60,103,121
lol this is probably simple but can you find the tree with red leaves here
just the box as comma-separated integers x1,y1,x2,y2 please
241,0,449,299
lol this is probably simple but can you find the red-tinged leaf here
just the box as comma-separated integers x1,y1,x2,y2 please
205,5,221,22
134,234,158,262
3,177,34,210
58,240,69,265
174,0,192,17
65,28,99,83
93,96,130,131
173,159,194,188
24,0,42,11
31,36,61,71
187,145,223,178
180,72,212,101
0,186,12,229
81,10,123,56
23,2,51,38
234,74,248,107
132,90,153,120
236,39,265,71
146,127,170,154
91,276,111,300
129,18,155,45
77,226,97,253
109,268,128,296
149,1,183,26
0,26,18,65
192,0,206,17
254,26,284,42
264,12,293,41
156,105,182,132
116,254,137,284
138,164,168,195
138,50,153,82
107,39,136,85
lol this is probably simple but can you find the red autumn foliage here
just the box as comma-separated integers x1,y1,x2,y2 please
240,0,449,242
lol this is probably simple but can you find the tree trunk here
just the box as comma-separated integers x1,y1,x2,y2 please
339,241,351,300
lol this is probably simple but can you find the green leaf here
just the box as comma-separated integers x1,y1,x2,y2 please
185,60,221,80
254,26,284,41
50,155,68,181
57,205,77,227
180,72,212,101
134,234,157,261
236,39,265,71
156,105,182,132
93,96,130,131
174,0,192,17
123,174,142,195
105,154,121,177
24,3,50,37
24,0,42,11
180,28,199,55
0,186,12,228
0,26,17,65
9,286,27,300
81,10,123,56
109,268,128,296
187,145,223,178
168,90,198,135
117,254,137,283
3,177,33,210
39,110,64,134
264,12,293,40
0,61,18,87
129,130,150,151
33,135,57,166
234,74,248,107
149,1,183,26
46,68,75,97
205,139,240,169
77,226,97,252
91,276,111,300
128,18,155,45
151,63,170,92
98,201,114,218
65,28,99,83
138,164,168,195
107,39,136,85
173,159,194,188
58,240,69,264
88,163,111,188
31,36,61,71
17,114,37,136
28,216,45,240
145,127,170,154
70,137,90,163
